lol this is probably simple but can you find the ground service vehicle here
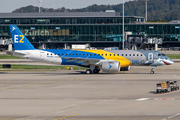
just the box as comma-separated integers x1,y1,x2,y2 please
156,81,179,94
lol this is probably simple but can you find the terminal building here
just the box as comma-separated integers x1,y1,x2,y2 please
0,12,180,50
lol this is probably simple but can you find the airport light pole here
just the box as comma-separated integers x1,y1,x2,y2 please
122,0,124,50
145,0,148,21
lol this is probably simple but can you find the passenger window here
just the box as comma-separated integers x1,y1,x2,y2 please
58,54,60,55
65,54,67,55
129,54,131,56
62,54,64,55
79,54,81,56
141,54,143,56
90,54,92,56
47,53,49,55
110,54,111,56
137,54,139,56
114,54,116,56
55,54,56,55
122,54,123,56
101,54,103,56
105,54,107,56
126,54,127,56
86,54,88,56
117,54,119,56
69,54,71,55
51,54,53,55
76,54,77,55
94,54,96,56
133,54,135,56
72,54,74,55
98,54,100,56
83,54,84,56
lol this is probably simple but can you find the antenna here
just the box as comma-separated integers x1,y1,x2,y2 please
38,0,42,13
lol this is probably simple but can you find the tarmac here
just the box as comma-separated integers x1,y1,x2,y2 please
0,61,180,120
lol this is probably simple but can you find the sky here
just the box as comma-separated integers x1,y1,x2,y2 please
0,0,132,13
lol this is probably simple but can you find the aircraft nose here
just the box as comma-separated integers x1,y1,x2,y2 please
163,59,174,65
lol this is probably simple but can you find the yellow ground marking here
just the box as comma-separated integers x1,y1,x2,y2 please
23,85,33,87
5,87,16,90
68,78,81,81
40,83,50,85
55,81,63,83
0,82,8,84
54,114,80,120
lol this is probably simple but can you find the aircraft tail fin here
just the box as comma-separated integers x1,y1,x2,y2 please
9,25,35,50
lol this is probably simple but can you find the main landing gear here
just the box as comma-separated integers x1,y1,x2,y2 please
150,66,156,74
86,65,100,74
86,68,100,74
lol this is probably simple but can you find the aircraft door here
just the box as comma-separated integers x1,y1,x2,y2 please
40,52,44,60
148,53,153,61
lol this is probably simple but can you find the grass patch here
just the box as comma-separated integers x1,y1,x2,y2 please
166,55,180,59
0,64,87,70
0,54,22,59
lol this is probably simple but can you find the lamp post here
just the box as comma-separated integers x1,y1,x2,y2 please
145,0,148,21
122,0,124,50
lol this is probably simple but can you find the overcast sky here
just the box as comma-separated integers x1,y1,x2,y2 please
0,0,132,13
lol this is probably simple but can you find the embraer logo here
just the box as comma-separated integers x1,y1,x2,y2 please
11,26,16,32
14,35,24,43
109,64,112,69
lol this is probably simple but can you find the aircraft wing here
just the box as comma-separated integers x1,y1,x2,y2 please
61,56,104,65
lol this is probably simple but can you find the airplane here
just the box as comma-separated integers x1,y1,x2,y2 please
7,25,174,74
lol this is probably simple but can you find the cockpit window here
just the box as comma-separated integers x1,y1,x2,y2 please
158,53,166,56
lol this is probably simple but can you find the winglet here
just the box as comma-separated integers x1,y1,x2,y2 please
9,25,35,50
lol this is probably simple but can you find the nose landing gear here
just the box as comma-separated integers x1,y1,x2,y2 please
150,66,156,74
150,68,154,74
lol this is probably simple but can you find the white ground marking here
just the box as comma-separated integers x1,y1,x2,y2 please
136,98,150,101
162,112,180,120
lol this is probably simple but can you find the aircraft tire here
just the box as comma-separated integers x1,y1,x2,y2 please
150,71,154,74
86,69,92,74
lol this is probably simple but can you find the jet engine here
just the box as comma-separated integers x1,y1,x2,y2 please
101,61,120,72
120,66,131,71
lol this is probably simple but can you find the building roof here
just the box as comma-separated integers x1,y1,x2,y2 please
0,12,144,19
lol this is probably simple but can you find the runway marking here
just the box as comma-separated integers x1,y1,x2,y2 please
163,112,180,120
155,98,174,100
68,78,80,81
23,85,33,87
40,83,50,85
55,81,63,83
136,98,150,101
54,114,79,120
5,87,16,90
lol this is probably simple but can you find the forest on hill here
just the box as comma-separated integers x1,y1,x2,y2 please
12,0,180,20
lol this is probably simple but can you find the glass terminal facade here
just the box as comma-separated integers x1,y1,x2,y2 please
0,12,179,49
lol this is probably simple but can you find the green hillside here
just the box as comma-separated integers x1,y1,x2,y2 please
12,0,180,20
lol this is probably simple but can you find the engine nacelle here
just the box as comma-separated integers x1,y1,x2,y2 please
101,61,120,72
120,66,131,71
